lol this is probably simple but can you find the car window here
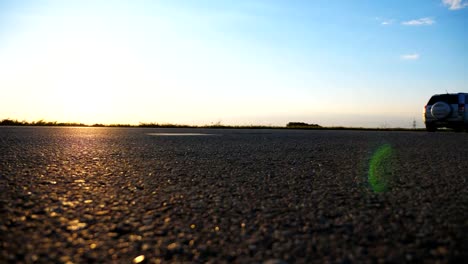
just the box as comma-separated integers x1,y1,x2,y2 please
428,96,441,105
448,95,458,104
428,94,458,104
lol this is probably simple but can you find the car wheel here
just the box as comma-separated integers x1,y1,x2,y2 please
426,124,437,132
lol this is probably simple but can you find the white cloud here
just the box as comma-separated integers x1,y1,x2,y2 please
381,19,394,25
375,17,395,25
442,0,468,10
401,17,435,26
401,54,420,60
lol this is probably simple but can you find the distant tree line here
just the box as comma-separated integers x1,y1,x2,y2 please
1,119,324,129
0,119,87,127
138,122,193,128
0,118,422,131
286,122,321,128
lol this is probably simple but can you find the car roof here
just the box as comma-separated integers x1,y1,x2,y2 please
432,93,467,96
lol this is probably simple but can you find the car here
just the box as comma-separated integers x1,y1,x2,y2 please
424,93,468,132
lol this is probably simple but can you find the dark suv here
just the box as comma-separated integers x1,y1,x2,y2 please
424,93,468,132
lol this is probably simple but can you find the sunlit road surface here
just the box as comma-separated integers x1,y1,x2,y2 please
1,127,466,263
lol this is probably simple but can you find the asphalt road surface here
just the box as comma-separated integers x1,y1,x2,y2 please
1,127,467,263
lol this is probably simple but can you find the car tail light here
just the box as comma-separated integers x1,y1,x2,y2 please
458,93,465,113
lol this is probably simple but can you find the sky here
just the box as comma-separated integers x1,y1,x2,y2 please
0,0,467,127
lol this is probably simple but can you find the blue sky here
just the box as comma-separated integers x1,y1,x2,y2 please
0,0,467,127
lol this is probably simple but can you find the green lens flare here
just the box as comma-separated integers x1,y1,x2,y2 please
368,144,394,193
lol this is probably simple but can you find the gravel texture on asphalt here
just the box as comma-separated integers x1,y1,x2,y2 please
0,127,467,263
